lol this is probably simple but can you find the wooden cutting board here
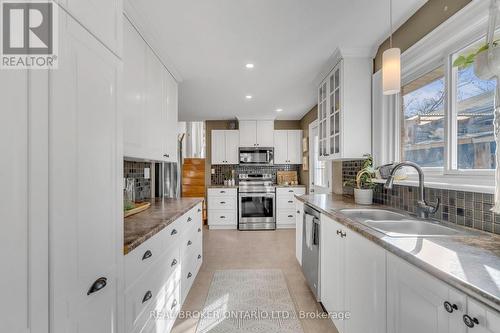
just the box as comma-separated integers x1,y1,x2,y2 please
124,202,151,218
277,171,298,185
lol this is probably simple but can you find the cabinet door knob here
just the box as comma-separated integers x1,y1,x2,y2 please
444,301,458,313
297,210,300,214
171,229,178,235
340,231,347,238
198,208,201,212
171,259,178,267
187,240,192,246
87,277,107,295
187,272,192,279
142,290,152,304
164,154,170,158
198,228,201,232
336,230,341,236
198,254,202,259
142,250,152,261
463,315,479,328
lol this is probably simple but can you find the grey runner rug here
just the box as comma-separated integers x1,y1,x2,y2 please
196,269,304,333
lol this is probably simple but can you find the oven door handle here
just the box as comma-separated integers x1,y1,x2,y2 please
240,193,275,198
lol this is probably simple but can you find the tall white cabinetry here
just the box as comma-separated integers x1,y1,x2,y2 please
211,130,239,164
123,17,178,162
49,8,123,333
274,130,303,164
317,51,372,160
239,120,274,147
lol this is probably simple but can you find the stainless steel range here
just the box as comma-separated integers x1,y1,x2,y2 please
238,173,276,230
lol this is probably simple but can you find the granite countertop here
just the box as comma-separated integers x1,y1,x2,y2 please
207,185,239,189
296,194,500,311
124,197,203,255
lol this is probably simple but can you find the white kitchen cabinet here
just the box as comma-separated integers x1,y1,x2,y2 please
55,0,123,55
274,130,303,164
345,230,386,333
239,120,274,147
123,18,178,162
276,187,306,228
387,253,466,333
321,214,386,333
295,200,304,265
465,298,500,333
211,130,239,164
317,51,372,160
49,9,122,333
208,188,238,229
320,215,346,333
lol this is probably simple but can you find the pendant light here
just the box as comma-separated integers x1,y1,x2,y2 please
382,0,401,95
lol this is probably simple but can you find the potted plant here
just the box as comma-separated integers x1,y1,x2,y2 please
453,39,500,80
344,156,376,205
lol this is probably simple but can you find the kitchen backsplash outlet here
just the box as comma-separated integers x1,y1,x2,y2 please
211,164,300,185
341,160,500,235
124,160,152,201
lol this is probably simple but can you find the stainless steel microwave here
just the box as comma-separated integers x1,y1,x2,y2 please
239,147,274,166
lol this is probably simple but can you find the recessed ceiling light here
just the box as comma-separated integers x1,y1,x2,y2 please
276,108,283,112
245,95,253,99
245,63,254,69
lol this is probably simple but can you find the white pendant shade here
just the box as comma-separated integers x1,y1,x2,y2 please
382,47,401,95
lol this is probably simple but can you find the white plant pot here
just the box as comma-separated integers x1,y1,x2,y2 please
354,188,373,205
474,47,500,80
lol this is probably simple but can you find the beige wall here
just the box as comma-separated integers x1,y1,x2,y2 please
299,106,318,192
374,0,471,72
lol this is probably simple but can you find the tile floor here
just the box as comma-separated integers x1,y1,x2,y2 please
171,228,338,333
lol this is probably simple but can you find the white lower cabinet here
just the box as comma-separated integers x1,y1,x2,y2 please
295,200,304,264
320,215,386,333
276,187,306,228
207,188,238,229
124,202,203,333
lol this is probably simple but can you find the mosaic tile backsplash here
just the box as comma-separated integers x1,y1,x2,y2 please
211,164,301,185
342,161,499,235
124,160,152,201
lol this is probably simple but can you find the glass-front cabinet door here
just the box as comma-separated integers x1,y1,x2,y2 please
318,60,342,160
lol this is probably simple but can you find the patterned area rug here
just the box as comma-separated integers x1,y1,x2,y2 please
196,269,304,333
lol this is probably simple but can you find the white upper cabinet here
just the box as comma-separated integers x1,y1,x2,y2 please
239,120,274,147
123,18,178,162
274,130,303,164
211,130,239,164
318,51,372,160
49,10,121,333
56,0,123,55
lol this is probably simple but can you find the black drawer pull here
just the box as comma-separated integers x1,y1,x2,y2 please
142,250,152,261
297,210,300,214
198,254,202,259
220,216,226,219
198,208,201,212
187,272,192,279
171,259,178,267
288,200,293,203
87,277,107,295
171,299,177,309
187,217,192,222
220,201,226,204
288,190,294,193
187,240,192,246
171,229,178,236
288,215,293,218
163,154,170,158
336,230,341,236
142,290,152,304
463,315,479,328
444,301,458,313
198,228,201,232
220,191,226,193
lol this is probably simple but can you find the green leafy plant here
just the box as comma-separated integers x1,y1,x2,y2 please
453,40,499,68
343,156,376,190
124,201,135,211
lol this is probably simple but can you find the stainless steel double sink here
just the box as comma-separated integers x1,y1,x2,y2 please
338,208,468,237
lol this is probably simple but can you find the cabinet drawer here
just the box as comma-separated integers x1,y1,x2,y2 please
277,211,296,226
125,229,166,288
180,228,202,259
208,211,237,226
277,197,296,211
125,248,181,332
140,286,181,333
181,255,202,304
276,187,306,196
208,188,237,197
208,197,236,210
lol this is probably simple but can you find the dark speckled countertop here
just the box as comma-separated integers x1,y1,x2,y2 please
124,197,203,255
296,194,500,311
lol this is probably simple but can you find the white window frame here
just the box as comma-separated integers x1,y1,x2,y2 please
397,0,495,185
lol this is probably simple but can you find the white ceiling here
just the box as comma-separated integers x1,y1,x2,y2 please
126,0,427,121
